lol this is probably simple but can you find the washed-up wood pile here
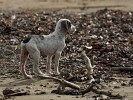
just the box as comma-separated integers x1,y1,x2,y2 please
0,8,132,84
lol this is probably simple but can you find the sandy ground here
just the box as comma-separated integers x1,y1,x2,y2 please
0,78,90,100
0,0,133,13
0,77,133,100
0,0,133,100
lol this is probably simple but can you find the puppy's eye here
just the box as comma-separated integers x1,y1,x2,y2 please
61,20,69,29
67,21,71,28
61,20,71,31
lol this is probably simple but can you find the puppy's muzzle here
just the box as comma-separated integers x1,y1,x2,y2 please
71,24,76,33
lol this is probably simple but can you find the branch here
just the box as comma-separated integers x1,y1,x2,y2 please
38,75,80,90
81,51,95,83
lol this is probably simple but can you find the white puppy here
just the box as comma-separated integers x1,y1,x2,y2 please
20,19,75,79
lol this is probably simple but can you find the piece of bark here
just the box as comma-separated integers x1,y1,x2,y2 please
3,89,29,97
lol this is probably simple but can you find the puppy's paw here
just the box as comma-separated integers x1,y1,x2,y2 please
24,75,33,79
53,72,60,76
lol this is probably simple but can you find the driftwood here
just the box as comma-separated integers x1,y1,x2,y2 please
39,51,124,99
81,83,124,99
39,51,95,91
81,51,95,83
52,82,124,99
38,75,80,90
39,50,97,90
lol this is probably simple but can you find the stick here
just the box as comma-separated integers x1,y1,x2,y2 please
38,75,80,90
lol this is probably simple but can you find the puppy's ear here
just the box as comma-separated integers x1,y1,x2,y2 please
61,20,71,31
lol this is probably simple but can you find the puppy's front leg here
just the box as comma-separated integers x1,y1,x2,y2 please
54,51,61,75
46,55,53,75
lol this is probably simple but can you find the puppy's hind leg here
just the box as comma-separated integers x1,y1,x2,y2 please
20,46,32,79
30,50,45,76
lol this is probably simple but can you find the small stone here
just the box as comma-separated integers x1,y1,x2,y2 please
26,86,32,89
35,90,46,95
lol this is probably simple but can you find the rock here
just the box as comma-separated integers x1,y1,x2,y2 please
3,88,29,96
3,88,15,96
26,86,32,89
129,79,133,86
34,90,46,95
100,95,109,100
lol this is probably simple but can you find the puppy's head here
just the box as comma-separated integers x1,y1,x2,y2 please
56,19,76,33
